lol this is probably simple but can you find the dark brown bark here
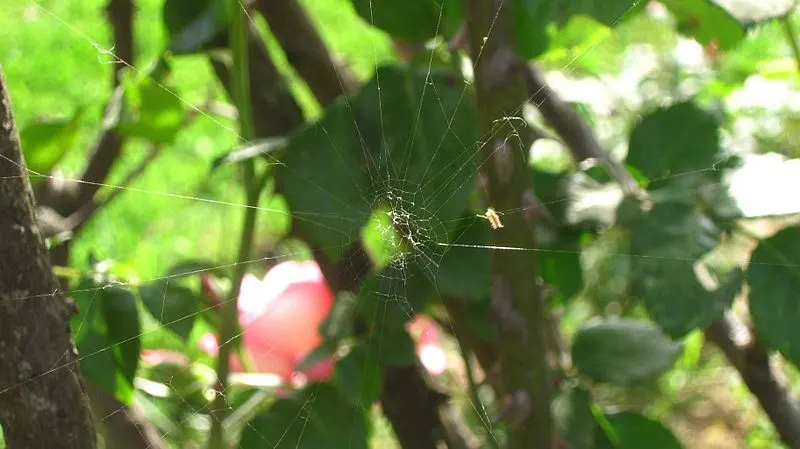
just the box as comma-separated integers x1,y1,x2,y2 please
0,65,97,449
379,365,449,449
706,314,800,449
255,0,359,106
465,0,552,447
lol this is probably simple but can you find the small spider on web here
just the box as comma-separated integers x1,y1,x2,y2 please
478,207,504,230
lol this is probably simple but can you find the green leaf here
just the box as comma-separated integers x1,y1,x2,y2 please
278,65,478,257
634,262,742,338
19,109,84,176
436,215,490,301
595,412,683,449
100,287,141,384
553,385,596,449
163,0,229,54
558,0,646,27
239,384,369,449
540,230,584,303
77,327,132,402
139,281,200,341
659,0,744,50
572,318,681,385
350,0,443,42
211,137,287,171
333,344,383,407
629,200,720,260
71,278,136,403
748,227,800,365
119,71,185,144
627,102,722,185
509,0,557,59
627,199,734,337
356,262,434,331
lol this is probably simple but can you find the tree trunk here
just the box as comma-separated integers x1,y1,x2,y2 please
0,66,97,449
465,0,553,447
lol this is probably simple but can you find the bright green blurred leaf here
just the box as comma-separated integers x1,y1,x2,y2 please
119,73,185,144
139,281,200,341
19,110,83,177
595,411,683,449
748,227,800,366
239,384,369,449
660,0,744,50
572,318,681,385
558,0,645,27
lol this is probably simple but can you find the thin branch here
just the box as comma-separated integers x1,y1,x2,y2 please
519,62,643,197
64,144,161,233
73,0,135,209
705,313,800,449
255,0,359,105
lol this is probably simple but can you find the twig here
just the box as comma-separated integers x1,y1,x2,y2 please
519,62,643,197
255,0,359,105
64,144,161,233
705,313,800,448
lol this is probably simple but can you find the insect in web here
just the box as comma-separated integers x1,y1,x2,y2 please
478,207,504,230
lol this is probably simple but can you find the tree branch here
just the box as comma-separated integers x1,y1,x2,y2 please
0,64,97,449
73,0,135,212
519,62,642,196
705,313,800,449
255,0,359,105
465,0,553,447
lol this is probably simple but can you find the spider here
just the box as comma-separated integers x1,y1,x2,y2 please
478,207,504,230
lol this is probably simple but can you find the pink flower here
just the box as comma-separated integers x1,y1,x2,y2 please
407,315,448,376
199,260,335,385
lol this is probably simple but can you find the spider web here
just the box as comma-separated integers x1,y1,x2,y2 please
1,0,796,448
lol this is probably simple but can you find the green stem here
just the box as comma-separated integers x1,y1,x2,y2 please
782,14,800,76
207,2,258,448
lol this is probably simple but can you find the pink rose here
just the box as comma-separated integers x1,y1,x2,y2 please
199,260,335,385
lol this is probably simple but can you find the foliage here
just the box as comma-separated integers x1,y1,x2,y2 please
4,0,800,448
